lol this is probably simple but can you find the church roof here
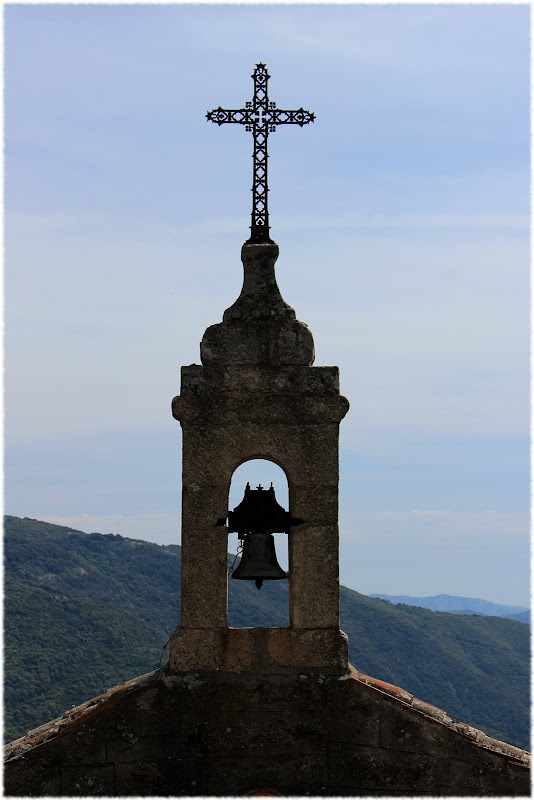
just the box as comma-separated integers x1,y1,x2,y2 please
4,665,530,767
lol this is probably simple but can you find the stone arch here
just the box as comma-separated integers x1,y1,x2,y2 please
228,451,294,495
229,457,289,508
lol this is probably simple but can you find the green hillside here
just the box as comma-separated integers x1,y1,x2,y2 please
4,515,530,750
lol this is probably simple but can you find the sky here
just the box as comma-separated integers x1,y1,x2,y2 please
4,3,530,607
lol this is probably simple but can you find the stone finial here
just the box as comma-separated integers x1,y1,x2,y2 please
222,243,294,321
200,242,315,367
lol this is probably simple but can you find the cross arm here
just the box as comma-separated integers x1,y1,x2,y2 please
268,107,316,127
206,106,256,126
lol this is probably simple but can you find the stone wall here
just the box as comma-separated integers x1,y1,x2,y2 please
4,666,530,796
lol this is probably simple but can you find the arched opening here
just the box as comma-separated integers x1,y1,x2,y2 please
227,458,289,628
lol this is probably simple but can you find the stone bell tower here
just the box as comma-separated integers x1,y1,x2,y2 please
170,241,349,673
169,64,350,675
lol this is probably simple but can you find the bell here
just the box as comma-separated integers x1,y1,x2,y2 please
231,532,287,590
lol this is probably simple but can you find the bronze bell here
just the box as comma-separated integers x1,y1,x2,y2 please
224,482,303,590
231,531,287,589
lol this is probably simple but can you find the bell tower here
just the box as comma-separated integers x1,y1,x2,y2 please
169,65,350,675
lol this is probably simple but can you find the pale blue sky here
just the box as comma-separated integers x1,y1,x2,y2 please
5,4,530,605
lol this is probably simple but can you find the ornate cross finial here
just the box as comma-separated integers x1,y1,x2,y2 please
207,64,315,244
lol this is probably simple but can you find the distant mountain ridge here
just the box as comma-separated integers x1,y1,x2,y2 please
370,593,529,621
502,610,530,624
4,516,530,751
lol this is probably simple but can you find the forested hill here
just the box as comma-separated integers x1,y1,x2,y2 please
4,515,530,751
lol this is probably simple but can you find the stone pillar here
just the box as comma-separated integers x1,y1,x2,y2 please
169,242,349,674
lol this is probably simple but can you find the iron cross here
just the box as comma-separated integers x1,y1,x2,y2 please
207,63,315,244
